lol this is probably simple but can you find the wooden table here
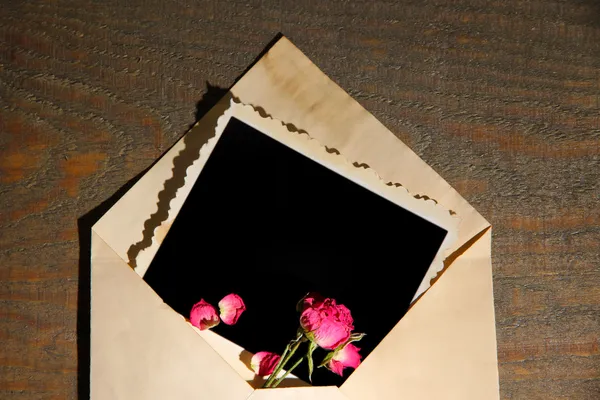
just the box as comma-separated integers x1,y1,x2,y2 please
1,1,598,399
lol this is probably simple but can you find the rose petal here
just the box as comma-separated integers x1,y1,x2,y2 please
312,317,351,350
328,359,345,376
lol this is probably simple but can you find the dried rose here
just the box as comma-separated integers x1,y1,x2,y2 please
300,294,354,350
190,299,220,330
218,293,246,325
251,351,281,377
326,343,362,376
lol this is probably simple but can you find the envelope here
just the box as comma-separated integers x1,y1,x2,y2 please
90,36,499,399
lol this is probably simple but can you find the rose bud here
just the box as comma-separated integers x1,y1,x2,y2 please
251,351,281,377
300,296,354,350
218,293,246,325
189,299,220,330
326,343,362,376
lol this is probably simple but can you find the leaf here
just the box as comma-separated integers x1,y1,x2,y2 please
307,341,318,382
347,332,366,344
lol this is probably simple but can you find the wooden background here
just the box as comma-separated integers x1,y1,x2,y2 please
0,0,598,399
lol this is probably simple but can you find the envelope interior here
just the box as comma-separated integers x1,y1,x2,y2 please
142,117,448,386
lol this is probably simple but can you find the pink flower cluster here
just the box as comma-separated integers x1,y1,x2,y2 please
252,293,363,379
189,293,246,330
189,291,362,382
299,293,362,376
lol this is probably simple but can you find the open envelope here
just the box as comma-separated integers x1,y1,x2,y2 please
90,36,499,399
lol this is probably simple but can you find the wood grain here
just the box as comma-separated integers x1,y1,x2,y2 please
0,0,598,399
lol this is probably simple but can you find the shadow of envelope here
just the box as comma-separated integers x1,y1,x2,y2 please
90,36,499,399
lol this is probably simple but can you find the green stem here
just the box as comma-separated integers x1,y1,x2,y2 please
263,344,291,388
271,356,306,388
264,337,304,388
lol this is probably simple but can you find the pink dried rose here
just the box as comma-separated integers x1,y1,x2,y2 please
299,294,354,350
190,299,220,330
327,343,362,376
251,351,281,377
218,293,246,325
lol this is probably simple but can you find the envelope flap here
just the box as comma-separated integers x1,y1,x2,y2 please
339,228,499,400
230,37,490,252
91,230,253,400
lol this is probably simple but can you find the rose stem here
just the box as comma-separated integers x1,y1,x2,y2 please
263,343,291,388
271,356,306,388
264,339,303,388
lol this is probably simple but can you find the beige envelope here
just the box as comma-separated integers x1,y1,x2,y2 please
90,36,499,399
